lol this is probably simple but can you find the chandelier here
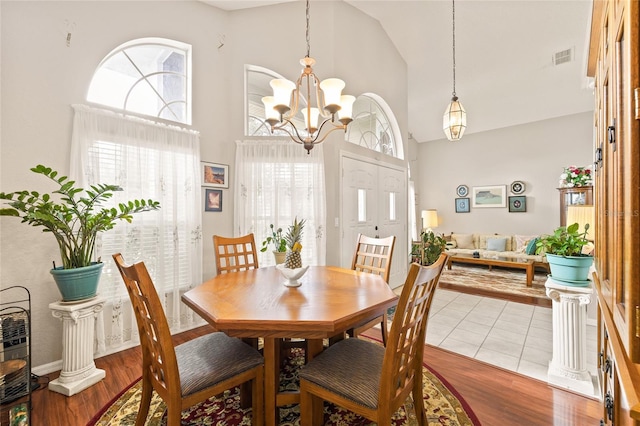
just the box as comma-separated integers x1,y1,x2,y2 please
262,0,354,153
443,0,467,141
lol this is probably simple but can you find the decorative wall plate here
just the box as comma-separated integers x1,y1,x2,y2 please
510,181,525,195
456,185,469,197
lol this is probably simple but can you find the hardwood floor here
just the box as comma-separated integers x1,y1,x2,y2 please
30,325,602,426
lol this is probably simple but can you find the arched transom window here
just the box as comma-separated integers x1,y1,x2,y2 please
87,38,192,124
346,94,402,159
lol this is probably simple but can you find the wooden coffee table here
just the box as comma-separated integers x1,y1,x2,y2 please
447,253,535,287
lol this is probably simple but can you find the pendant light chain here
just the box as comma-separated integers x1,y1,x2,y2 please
452,0,457,98
305,0,311,58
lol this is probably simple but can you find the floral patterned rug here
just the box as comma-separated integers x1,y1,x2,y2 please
438,264,550,307
89,341,479,426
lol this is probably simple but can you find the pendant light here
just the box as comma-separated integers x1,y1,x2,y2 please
443,0,467,141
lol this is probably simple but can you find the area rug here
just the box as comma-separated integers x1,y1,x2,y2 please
89,343,479,426
438,264,550,307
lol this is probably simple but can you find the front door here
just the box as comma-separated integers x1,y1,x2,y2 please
341,155,407,287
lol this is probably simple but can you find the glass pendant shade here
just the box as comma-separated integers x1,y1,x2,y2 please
443,97,467,141
270,79,296,112
319,78,345,109
338,95,355,122
301,107,320,132
261,96,280,122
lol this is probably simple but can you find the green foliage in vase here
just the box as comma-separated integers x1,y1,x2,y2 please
260,224,287,253
0,165,160,269
412,230,446,266
536,223,591,257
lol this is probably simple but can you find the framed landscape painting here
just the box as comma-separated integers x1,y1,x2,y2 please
202,162,229,188
472,185,507,208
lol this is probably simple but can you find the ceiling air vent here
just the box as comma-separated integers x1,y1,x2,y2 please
553,48,573,66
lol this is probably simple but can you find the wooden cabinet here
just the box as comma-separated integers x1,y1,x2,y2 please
588,0,640,424
558,186,593,226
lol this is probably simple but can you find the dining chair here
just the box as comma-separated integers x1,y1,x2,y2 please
299,253,448,426
112,253,265,426
348,233,396,345
213,233,259,275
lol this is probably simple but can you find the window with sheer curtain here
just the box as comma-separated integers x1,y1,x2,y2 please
70,104,202,355
234,140,326,267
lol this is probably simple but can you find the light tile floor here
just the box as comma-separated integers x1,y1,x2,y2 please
424,289,598,396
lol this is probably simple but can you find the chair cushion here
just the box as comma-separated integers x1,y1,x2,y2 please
299,338,385,409
176,332,263,397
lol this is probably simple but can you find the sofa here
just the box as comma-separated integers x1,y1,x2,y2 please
445,233,548,270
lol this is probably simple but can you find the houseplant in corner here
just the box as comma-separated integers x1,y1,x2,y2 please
412,230,447,266
0,165,160,301
536,222,593,285
260,223,287,265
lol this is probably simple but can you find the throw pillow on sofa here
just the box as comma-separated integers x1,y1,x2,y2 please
515,234,537,253
453,233,475,249
486,237,507,252
525,237,539,255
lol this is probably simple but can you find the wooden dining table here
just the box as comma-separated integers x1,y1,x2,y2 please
181,265,398,426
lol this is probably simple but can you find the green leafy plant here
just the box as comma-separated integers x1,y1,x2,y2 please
412,230,446,266
0,164,160,269
535,223,591,257
260,224,287,253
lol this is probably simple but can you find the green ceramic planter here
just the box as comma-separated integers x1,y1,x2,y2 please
50,262,104,302
546,253,593,284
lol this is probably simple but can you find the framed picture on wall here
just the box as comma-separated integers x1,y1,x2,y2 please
508,196,527,212
205,189,223,212
201,162,229,188
471,185,507,208
455,197,470,213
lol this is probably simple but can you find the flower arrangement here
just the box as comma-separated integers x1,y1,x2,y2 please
559,165,593,188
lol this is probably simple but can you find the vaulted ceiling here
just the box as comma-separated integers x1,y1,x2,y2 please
205,1,595,143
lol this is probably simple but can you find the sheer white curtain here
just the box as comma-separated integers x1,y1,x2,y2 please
235,140,326,267
70,104,203,356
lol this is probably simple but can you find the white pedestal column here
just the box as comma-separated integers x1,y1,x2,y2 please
48,297,106,396
545,277,595,396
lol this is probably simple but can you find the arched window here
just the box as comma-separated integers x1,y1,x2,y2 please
346,94,403,159
245,64,306,137
87,38,191,124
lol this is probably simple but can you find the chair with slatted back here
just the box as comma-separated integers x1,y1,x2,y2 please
112,253,265,426
348,233,396,345
213,233,259,275
299,254,448,426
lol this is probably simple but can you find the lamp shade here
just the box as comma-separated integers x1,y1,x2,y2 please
566,205,594,240
319,78,345,107
270,78,296,109
338,95,355,120
421,209,438,229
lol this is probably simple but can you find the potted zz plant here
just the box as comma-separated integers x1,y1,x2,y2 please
536,222,593,285
0,165,160,302
260,224,287,265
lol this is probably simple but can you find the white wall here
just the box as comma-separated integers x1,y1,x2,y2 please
416,111,594,236
0,1,407,368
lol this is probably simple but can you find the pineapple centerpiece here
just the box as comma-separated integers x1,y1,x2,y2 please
277,217,308,287
284,217,306,268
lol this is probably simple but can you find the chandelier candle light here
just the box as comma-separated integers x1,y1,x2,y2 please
443,0,467,141
262,0,354,153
